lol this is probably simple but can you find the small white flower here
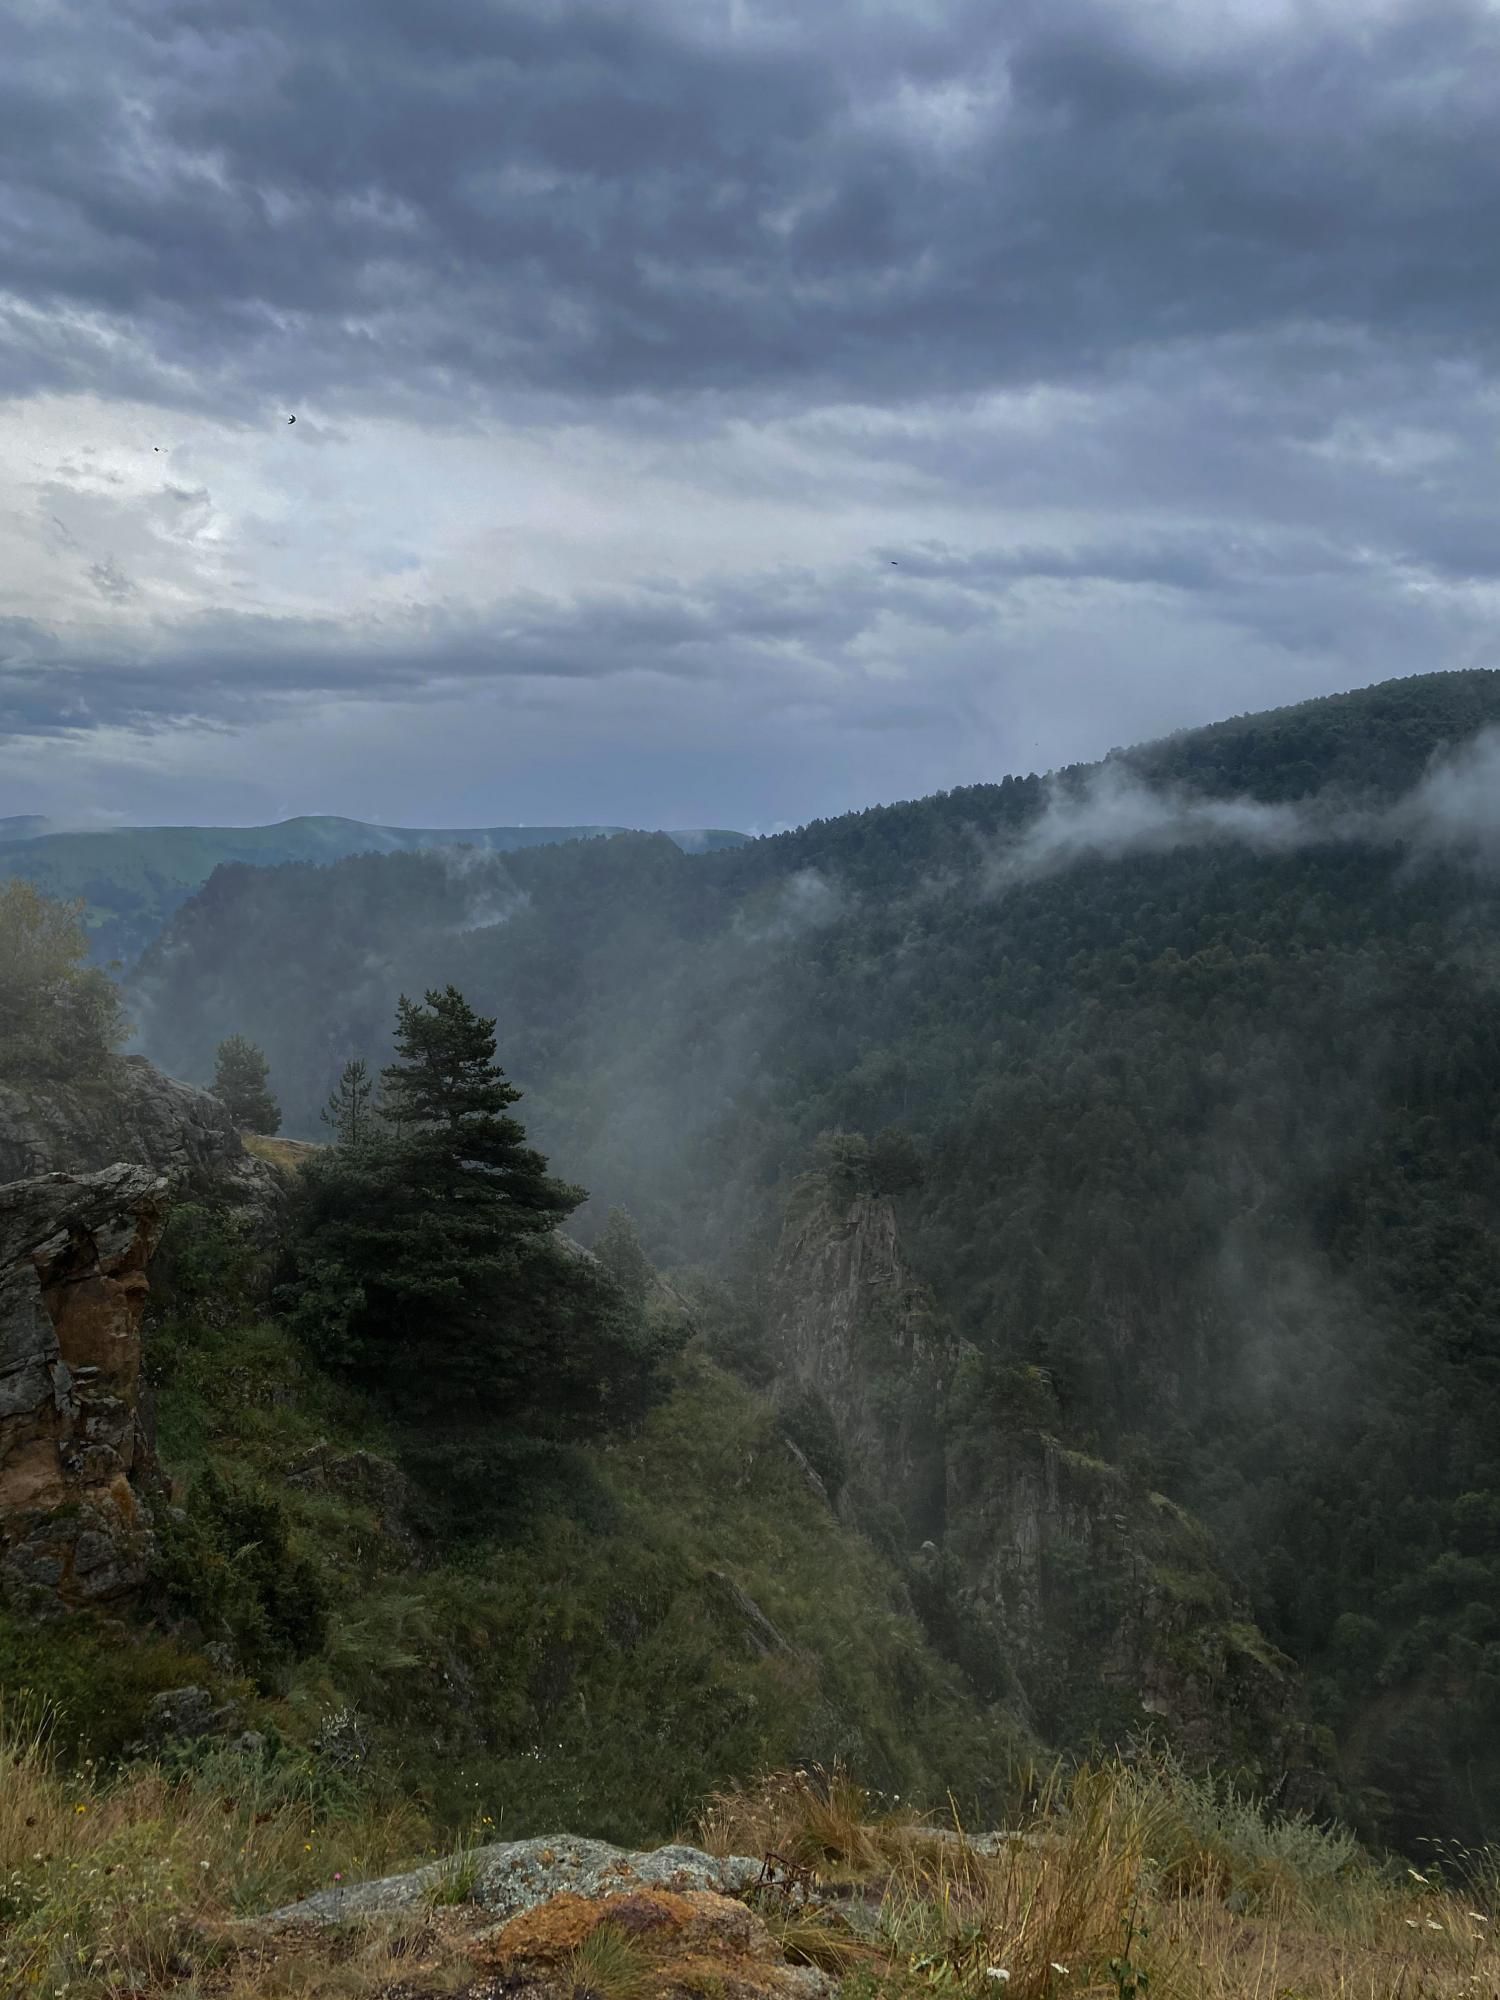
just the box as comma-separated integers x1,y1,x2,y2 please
1051,1967,1069,1977
1427,1918,1444,1931
986,1971,1011,1984
1470,1912,1489,1922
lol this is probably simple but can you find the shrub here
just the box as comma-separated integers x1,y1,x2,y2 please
149,1202,261,1324
778,1387,849,1500
155,1467,328,1682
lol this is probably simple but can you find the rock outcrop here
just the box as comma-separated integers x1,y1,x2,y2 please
767,1181,1307,1787
475,1885,829,2000
769,1188,951,1526
0,1165,169,1608
0,1053,280,1231
942,1429,1297,1775
0,1053,290,1612
256,1844,833,2000
258,1836,763,1927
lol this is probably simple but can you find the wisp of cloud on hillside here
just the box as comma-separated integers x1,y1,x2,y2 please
987,727,1500,889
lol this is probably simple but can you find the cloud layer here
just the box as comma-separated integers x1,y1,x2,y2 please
994,726,1500,886
5,0,1500,826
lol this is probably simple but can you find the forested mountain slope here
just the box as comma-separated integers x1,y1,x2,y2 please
133,670,1500,1847
0,815,745,965
0,910,1017,1844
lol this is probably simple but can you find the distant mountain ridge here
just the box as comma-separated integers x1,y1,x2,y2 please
0,815,747,964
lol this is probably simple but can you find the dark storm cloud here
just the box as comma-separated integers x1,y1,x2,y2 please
5,0,1500,410
0,565,909,736
7,0,1500,828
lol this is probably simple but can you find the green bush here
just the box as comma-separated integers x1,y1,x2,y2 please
149,1202,260,1324
778,1386,849,1499
155,1468,327,1684
0,1615,218,1764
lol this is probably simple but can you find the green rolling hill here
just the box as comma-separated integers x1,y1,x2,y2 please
0,815,746,965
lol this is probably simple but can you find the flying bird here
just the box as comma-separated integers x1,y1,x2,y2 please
286,414,296,424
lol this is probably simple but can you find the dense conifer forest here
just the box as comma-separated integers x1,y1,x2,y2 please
131,670,1500,1848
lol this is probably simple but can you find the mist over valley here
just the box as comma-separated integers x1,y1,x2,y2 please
9,0,1500,1988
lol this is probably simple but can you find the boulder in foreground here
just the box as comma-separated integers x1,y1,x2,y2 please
256,1835,763,1927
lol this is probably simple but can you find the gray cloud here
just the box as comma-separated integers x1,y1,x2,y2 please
5,1,1500,827
734,866,846,944
431,849,534,932
1001,761,1311,880
1395,726,1500,862
87,556,137,603
6,0,1500,412
0,564,887,736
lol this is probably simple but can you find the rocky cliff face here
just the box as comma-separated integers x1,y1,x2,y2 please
0,1053,287,1612
768,1188,952,1528
941,1427,1298,1777
0,1054,281,1236
768,1183,1307,1787
0,1166,169,1609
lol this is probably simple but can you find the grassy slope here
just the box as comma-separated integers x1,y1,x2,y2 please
0,1294,1027,1843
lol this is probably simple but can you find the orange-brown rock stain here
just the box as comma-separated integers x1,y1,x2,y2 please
2,1171,169,1603
475,1888,819,2000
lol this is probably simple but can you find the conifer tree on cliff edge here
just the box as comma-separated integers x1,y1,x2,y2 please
287,986,672,1499
211,1033,281,1135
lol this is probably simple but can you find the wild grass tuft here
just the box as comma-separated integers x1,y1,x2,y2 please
423,1817,494,1909
706,1755,1500,2000
564,1919,656,2000
698,1763,923,1877
0,1695,425,1999
1124,1746,1365,1912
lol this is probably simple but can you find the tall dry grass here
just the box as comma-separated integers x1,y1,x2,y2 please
698,1759,1500,2000
7,1709,1500,2000
0,1699,426,1997
698,1765,925,1878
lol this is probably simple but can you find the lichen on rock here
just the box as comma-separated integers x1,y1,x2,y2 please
477,1885,831,2000
256,1836,764,1927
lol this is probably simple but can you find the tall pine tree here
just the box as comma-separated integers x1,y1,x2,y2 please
321,1056,375,1147
379,987,581,1224
288,988,672,1496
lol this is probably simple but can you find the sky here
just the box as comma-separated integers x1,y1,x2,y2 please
4,0,1500,834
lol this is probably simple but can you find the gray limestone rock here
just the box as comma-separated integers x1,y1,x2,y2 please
0,1056,281,1239
139,1684,243,1746
256,1836,763,1927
